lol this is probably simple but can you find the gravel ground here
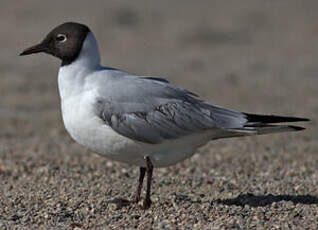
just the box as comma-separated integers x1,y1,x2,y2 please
1,1,318,229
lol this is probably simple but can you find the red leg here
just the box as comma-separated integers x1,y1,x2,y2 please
143,156,153,209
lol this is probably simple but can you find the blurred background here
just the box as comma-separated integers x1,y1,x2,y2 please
1,1,317,135
0,0,317,229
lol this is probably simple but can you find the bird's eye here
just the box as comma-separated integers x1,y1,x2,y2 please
56,34,67,42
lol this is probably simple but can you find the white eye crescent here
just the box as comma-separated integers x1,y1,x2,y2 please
56,34,67,43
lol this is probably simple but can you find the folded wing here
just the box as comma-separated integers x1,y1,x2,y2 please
95,74,309,144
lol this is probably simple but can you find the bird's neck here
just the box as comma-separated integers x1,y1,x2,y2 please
65,31,101,70
58,32,102,99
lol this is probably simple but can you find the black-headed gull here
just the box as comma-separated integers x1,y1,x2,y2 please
20,22,309,209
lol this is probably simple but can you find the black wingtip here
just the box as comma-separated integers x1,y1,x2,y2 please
19,51,27,56
244,113,310,124
293,117,311,122
289,125,306,131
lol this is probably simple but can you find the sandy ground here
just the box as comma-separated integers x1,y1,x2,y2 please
1,0,318,229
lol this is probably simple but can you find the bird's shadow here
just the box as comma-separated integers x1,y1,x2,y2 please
212,193,318,207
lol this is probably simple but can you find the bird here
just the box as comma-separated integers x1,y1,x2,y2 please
20,22,309,209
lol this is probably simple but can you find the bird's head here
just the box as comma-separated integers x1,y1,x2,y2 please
20,22,90,66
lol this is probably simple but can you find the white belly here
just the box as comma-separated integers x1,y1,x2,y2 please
60,94,214,167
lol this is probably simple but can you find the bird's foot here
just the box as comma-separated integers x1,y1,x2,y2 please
133,194,141,204
142,198,152,209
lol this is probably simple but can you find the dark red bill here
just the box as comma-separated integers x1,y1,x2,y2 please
19,43,47,56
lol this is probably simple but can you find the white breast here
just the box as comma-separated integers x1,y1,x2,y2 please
60,89,140,156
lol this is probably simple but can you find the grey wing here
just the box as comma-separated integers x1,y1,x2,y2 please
95,75,247,144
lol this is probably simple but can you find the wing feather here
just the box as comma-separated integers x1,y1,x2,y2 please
95,75,246,144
